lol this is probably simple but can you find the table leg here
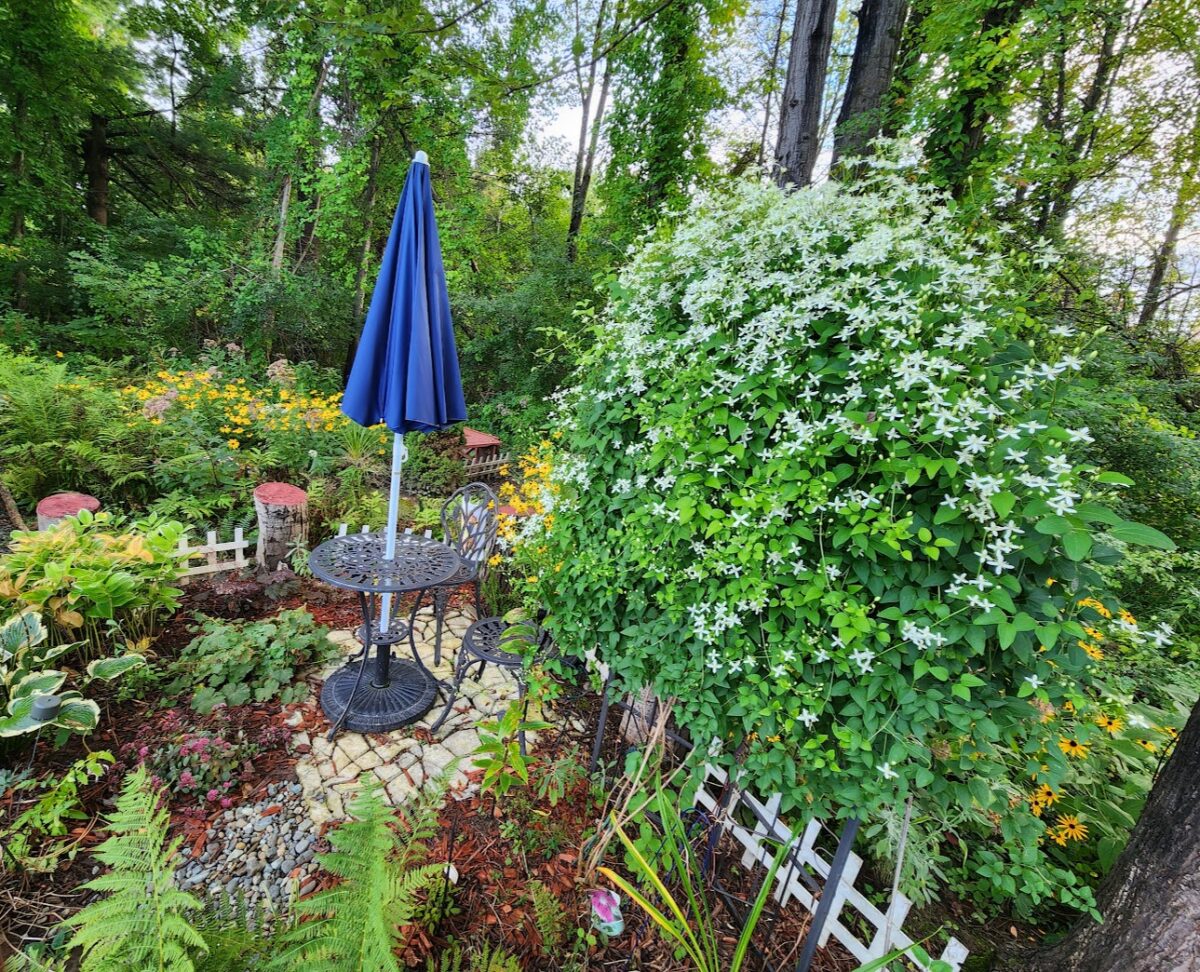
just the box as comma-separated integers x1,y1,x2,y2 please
368,591,393,688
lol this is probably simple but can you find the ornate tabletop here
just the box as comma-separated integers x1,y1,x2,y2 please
308,532,461,595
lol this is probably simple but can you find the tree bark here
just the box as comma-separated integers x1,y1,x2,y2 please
773,0,838,187
567,0,619,261
759,0,791,167
831,0,908,173
351,136,384,324
9,91,28,309
82,113,110,226
1024,698,1200,972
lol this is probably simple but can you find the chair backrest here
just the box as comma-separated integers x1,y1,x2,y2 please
441,482,499,567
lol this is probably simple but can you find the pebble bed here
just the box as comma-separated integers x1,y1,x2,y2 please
175,782,323,909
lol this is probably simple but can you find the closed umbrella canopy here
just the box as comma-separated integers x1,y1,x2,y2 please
342,152,467,433
340,151,466,633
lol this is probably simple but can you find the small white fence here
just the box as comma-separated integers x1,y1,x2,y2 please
693,762,969,971
176,528,250,580
464,452,510,482
177,523,437,581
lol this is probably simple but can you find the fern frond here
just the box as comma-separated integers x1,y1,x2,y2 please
269,777,448,972
64,766,207,972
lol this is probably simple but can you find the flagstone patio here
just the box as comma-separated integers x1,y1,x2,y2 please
290,605,541,825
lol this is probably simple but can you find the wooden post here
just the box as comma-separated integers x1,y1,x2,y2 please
36,492,100,531
253,482,308,575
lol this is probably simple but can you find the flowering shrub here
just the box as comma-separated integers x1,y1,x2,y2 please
538,166,1175,913
117,708,291,808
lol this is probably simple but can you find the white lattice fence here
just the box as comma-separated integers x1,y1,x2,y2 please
176,528,250,581
334,524,434,540
693,763,969,971
463,452,510,481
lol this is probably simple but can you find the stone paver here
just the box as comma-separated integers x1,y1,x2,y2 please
292,605,562,826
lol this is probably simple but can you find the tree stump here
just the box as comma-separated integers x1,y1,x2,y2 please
253,482,308,575
36,492,100,531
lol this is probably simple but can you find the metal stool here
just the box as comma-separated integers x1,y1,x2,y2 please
429,614,549,753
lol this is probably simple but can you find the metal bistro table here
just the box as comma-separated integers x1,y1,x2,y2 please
309,532,461,738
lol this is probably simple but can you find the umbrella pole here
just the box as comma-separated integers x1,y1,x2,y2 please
379,433,406,636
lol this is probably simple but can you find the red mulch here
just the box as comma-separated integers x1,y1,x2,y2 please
1,575,857,971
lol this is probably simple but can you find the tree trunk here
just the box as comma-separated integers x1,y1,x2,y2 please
9,91,28,309
567,0,617,262
82,113,110,226
774,0,838,187
924,0,1032,197
1137,193,1188,331
351,136,383,324
880,0,927,138
1024,698,1200,971
253,482,308,576
759,0,791,167
832,0,908,173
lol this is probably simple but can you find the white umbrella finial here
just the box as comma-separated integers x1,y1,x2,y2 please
413,150,428,165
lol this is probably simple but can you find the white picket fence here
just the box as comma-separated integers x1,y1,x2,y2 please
176,528,250,580
463,452,510,481
693,762,969,971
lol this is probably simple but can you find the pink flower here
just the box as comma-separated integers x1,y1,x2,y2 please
137,746,149,759
179,770,196,789
206,789,219,801
220,797,233,808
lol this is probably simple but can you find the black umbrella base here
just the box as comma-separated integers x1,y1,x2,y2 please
320,659,438,734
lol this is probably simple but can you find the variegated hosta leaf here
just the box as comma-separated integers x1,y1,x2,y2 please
54,695,100,732
0,698,43,736
0,610,45,658
11,669,68,701
86,654,147,681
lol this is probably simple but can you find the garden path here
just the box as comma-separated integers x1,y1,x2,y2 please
291,605,546,825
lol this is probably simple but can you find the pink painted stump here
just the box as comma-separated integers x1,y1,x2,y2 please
36,492,101,531
253,482,308,575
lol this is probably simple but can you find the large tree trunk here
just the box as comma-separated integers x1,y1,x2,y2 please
82,113,109,226
759,0,791,167
831,0,908,173
351,136,383,324
1024,698,1200,971
774,0,838,187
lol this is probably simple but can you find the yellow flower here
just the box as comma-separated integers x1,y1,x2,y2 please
55,350,64,358
227,439,240,449
1137,739,1158,752
1055,815,1088,842
1035,783,1059,805
1078,640,1104,661
1095,714,1122,735
1058,737,1088,759
525,576,539,584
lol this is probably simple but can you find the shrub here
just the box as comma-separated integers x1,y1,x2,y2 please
538,165,1175,914
164,608,337,714
0,510,185,658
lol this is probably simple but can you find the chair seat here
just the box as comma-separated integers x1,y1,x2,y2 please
460,617,537,669
432,560,481,590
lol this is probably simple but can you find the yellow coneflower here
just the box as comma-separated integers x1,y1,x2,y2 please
1058,737,1088,759
1137,739,1158,752
1055,815,1088,842
1095,714,1123,735
1035,783,1059,805
1078,641,1104,661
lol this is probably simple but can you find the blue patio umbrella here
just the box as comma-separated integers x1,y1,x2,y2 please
342,151,467,631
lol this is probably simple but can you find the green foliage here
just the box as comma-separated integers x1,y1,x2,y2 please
473,699,554,801
64,766,209,972
165,609,336,714
466,943,521,972
1,751,114,872
598,779,789,972
534,745,590,808
0,509,184,658
269,777,446,972
540,163,1177,916
0,610,143,741
529,879,569,953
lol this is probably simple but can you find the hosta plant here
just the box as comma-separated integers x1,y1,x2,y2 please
537,159,1175,914
0,609,145,740
0,510,185,658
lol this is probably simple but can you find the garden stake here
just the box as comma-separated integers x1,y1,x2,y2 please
794,816,859,972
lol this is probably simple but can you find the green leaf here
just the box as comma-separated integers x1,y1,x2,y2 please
87,654,147,681
1108,521,1176,550
1062,530,1092,561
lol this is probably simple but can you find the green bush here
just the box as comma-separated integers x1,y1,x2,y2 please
538,166,1175,915
165,608,337,713
0,510,185,658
